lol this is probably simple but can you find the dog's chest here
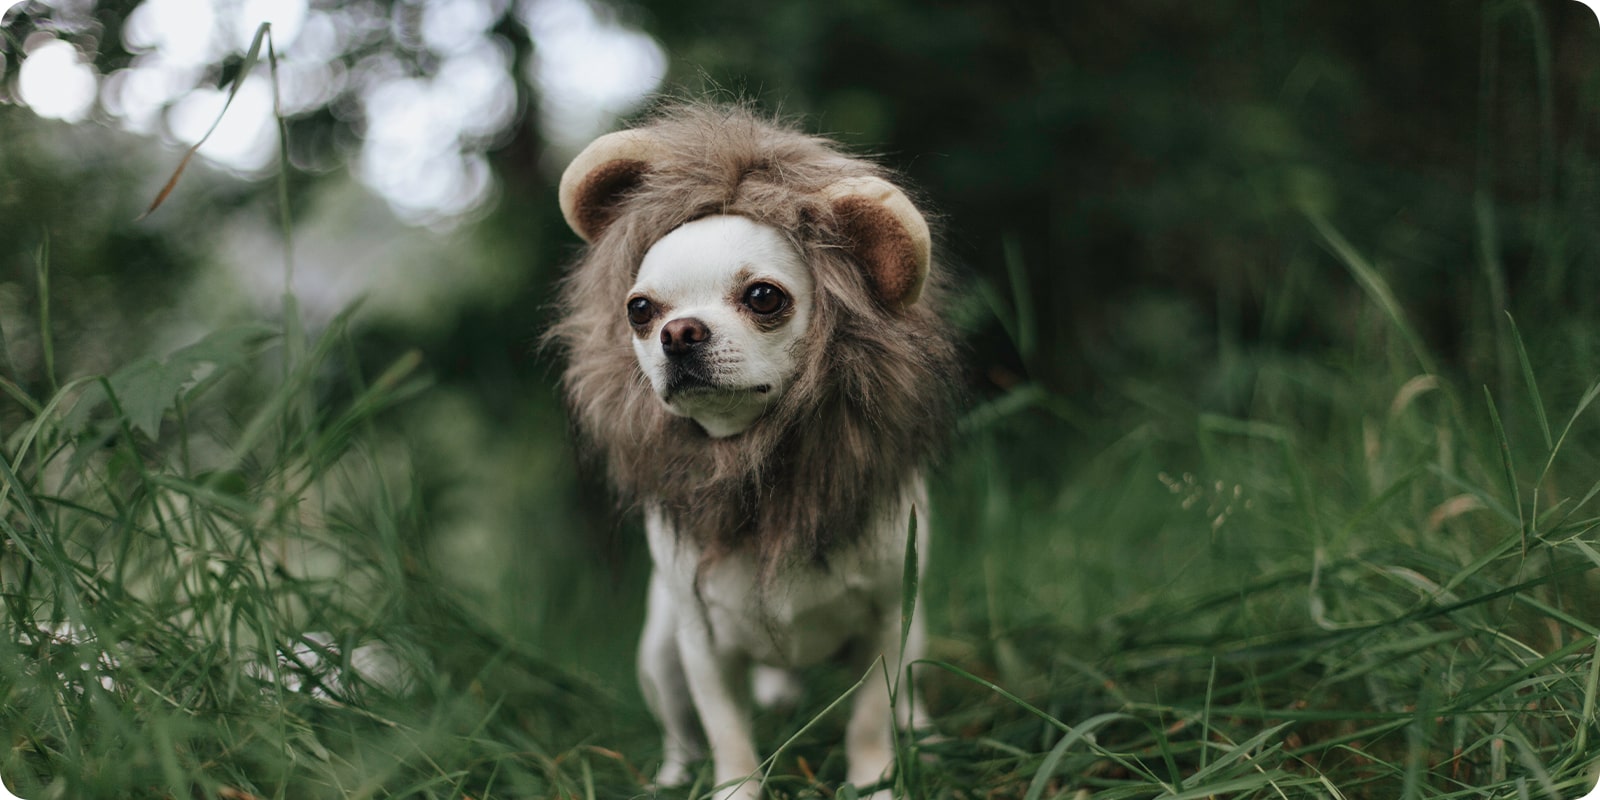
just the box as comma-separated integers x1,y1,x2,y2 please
698,554,883,668
645,491,923,670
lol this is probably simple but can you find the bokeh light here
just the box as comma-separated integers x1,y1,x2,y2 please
18,36,98,122
17,0,666,225
520,0,665,153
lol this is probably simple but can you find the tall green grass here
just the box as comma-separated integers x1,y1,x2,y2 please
901,208,1600,798
0,245,638,798
10,212,1597,798
2,25,628,799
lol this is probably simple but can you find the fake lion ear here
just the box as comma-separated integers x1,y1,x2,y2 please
822,176,931,310
559,130,665,242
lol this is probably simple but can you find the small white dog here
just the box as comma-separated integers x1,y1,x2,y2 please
552,104,959,800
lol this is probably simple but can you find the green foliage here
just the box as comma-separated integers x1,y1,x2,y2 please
12,192,1598,797
62,323,274,439
913,254,1600,797
0,276,635,798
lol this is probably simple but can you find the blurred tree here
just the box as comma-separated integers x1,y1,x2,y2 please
624,0,1600,399
5,0,1594,395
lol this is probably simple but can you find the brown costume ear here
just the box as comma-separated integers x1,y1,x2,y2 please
822,176,931,309
558,130,665,242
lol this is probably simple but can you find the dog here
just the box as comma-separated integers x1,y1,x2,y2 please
551,103,959,800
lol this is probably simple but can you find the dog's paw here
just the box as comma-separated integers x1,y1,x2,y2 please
710,780,762,800
751,665,803,711
651,759,694,790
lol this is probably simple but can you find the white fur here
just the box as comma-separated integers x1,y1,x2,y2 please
628,215,931,800
629,215,814,438
640,491,931,800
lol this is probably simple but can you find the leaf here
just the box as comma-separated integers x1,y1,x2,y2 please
109,356,187,439
64,324,275,439
170,322,276,369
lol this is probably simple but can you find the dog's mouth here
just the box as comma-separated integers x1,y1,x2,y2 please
664,379,773,402
661,360,773,400
655,361,779,437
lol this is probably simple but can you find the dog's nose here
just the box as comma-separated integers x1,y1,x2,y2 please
661,317,710,357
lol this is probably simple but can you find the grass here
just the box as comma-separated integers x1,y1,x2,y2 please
926,327,1598,797
6,210,1600,800
11,212,1600,799
6,22,1600,800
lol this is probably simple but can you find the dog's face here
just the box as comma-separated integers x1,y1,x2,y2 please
624,214,814,438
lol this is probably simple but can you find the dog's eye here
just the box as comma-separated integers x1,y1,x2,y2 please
626,297,655,327
742,283,787,316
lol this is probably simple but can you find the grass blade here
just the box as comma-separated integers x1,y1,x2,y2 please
920,659,1164,784
1482,386,1525,551
1002,233,1035,364
756,663,875,798
1304,207,1438,378
1504,312,1552,451
898,508,918,680
35,234,55,393
138,23,275,220
1022,712,1127,800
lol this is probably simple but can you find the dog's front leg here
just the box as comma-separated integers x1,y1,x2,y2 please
676,615,761,800
638,571,705,787
845,593,932,799
844,619,901,800
844,663,895,799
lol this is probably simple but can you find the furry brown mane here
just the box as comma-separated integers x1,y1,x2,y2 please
549,102,960,577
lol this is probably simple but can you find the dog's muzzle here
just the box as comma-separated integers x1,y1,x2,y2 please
659,317,718,398
664,363,719,398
